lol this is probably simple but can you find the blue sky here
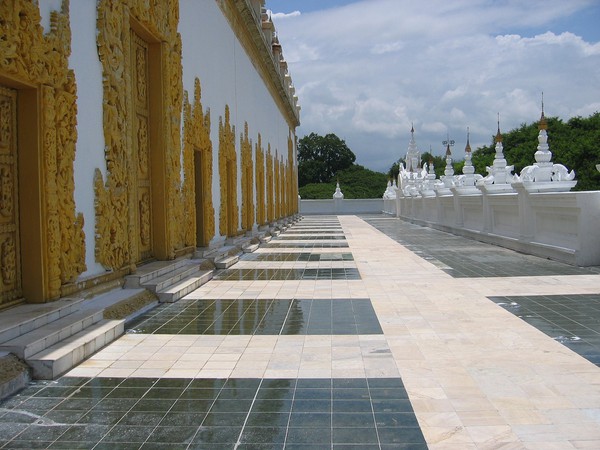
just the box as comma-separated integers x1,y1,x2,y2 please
266,0,600,173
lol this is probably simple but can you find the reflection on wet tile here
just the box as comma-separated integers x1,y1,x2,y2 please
490,294,600,366
242,253,354,262
213,268,360,281
363,216,599,277
128,299,382,335
0,377,426,448
265,242,350,249
277,235,346,240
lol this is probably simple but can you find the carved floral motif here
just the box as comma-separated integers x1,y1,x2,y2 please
95,0,182,269
137,117,149,176
183,78,214,247
0,0,85,302
255,134,266,226
0,167,13,218
1,237,15,286
241,122,254,232
218,105,238,237
0,100,10,145
139,192,150,247
266,144,274,223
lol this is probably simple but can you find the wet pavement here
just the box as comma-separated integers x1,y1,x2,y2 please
363,215,600,278
490,294,600,366
1,214,600,449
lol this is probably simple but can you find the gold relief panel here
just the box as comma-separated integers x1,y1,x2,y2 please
96,0,182,269
137,116,149,176
266,144,274,223
182,78,214,248
0,1,85,304
255,133,266,226
240,122,254,232
1,236,16,287
218,105,238,237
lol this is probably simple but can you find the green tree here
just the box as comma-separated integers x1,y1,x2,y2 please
299,165,388,199
298,133,356,186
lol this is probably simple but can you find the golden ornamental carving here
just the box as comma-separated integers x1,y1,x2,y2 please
0,99,10,145
240,122,254,232
218,105,238,237
266,144,274,223
1,236,16,286
274,151,281,220
137,117,149,176
287,132,295,216
95,0,182,269
42,85,62,298
0,166,13,218
280,156,285,218
135,46,147,102
55,87,87,284
183,78,214,247
139,192,151,247
0,1,85,303
255,134,266,226
182,91,195,246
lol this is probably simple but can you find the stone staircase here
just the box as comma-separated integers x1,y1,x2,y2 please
124,258,213,303
0,289,142,380
0,220,305,386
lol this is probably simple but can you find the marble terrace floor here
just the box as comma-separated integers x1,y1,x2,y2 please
1,215,599,449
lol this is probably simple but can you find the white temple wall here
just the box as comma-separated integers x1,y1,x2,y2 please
69,1,107,277
34,1,299,280
461,196,484,232
180,0,295,242
489,195,520,239
396,191,600,266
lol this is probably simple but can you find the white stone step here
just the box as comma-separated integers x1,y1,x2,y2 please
0,297,84,345
141,263,203,293
27,319,124,380
0,309,104,360
123,259,189,288
157,271,213,303
259,235,272,243
215,255,239,269
243,243,259,253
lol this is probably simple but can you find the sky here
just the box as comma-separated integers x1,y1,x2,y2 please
266,0,600,173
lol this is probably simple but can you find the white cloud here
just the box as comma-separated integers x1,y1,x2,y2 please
269,10,301,20
272,0,600,171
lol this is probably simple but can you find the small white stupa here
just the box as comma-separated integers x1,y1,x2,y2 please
436,141,455,196
454,128,483,195
333,180,344,199
477,115,514,193
512,96,576,192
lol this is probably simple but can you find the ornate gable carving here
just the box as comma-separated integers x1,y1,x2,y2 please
183,78,215,246
0,0,85,302
218,105,238,237
95,0,182,269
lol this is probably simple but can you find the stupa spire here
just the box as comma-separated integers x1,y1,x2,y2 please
539,92,548,131
465,126,472,153
495,113,503,143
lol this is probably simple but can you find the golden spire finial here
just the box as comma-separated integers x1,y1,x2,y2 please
539,91,548,131
495,113,503,143
465,126,472,153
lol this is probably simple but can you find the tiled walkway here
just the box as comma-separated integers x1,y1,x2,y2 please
1,215,600,449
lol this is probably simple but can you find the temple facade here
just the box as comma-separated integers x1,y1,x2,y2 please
0,0,300,308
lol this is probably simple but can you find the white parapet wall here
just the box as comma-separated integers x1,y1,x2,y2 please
300,199,384,215
396,190,600,266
